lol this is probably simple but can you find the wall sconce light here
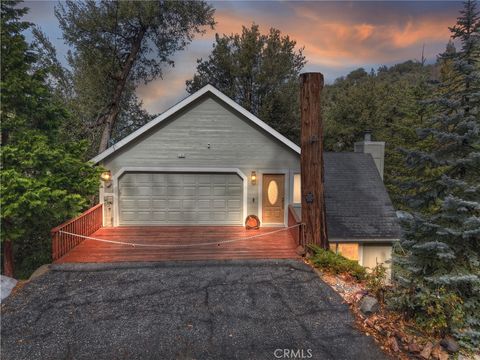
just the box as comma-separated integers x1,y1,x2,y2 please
251,171,257,185
100,171,112,182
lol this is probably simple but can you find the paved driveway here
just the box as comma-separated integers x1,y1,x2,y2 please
1,260,387,360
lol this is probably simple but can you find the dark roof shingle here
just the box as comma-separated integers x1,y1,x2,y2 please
294,152,401,241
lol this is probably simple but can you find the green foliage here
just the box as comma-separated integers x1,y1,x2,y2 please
1,1,101,277
322,61,436,208
365,263,387,301
54,0,215,154
389,286,465,336
186,24,306,143
393,0,480,348
308,245,367,280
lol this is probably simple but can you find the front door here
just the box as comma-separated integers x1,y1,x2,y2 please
262,174,285,224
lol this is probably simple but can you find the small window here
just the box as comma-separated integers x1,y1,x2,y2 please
267,180,279,205
293,174,301,203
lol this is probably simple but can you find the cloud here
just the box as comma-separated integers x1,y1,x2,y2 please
21,0,461,114
137,76,188,114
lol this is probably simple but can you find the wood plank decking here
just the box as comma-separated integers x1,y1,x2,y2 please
55,226,299,263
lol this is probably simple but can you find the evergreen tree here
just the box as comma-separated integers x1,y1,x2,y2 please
322,61,435,207
1,1,100,277
186,24,306,143
55,0,215,153
393,0,480,347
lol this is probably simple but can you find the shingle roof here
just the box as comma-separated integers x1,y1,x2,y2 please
293,152,401,242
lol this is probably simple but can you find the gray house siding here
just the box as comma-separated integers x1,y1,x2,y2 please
101,95,300,226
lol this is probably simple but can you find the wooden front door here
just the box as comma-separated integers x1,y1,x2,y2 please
262,174,285,223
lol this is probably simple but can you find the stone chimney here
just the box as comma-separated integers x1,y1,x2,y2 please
354,131,385,179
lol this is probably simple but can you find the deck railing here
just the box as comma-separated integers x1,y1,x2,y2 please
288,204,304,246
51,204,103,261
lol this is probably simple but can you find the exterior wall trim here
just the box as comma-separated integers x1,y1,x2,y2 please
111,166,248,226
329,238,399,243
90,84,300,164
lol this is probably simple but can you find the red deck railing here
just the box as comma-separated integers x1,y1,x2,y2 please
288,204,304,246
51,204,103,261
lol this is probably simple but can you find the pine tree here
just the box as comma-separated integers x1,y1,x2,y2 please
393,0,480,347
1,1,100,278
186,24,306,143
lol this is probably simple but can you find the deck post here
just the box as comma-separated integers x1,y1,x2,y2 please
300,72,329,249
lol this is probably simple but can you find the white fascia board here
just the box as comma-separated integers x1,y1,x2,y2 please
90,84,300,164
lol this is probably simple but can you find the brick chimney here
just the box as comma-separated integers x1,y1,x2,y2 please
354,131,385,179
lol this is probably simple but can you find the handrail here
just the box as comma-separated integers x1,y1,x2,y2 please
51,204,103,261
51,204,103,233
288,204,304,246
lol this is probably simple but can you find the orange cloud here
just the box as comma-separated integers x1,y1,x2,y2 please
138,2,458,113
355,24,375,41
210,6,453,68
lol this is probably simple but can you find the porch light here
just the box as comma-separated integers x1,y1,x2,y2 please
251,171,257,185
100,171,112,182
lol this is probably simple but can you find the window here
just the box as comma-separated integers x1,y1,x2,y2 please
293,174,301,203
267,180,279,205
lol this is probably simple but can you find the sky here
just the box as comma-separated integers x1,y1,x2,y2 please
22,1,462,114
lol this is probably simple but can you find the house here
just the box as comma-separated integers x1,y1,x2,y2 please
90,84,400,268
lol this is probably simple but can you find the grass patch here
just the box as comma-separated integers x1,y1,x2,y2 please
308,244,366,280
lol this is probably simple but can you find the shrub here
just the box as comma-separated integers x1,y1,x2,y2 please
366,263,388,302
308,244,366,280
388,286,465,336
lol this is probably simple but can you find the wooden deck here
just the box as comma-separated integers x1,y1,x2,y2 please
55,226,299,263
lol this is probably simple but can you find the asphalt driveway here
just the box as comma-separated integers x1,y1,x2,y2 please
1,260,387,360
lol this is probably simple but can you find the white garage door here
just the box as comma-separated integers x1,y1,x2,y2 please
118,172,244,225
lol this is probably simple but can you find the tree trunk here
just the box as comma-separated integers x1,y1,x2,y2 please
3,240,14,277
98,107,121,153
300,72,329,249
98,27,147,153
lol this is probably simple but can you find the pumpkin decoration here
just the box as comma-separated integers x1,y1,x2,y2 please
245,215,260,230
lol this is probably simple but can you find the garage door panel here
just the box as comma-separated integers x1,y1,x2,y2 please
228,200,241,209
137,200,151,209
152,211,167,220
183,200,196,209
198,187,211,196
167,211,182,220
197,175,211,184
213,212,226,221
213,187,226,196
213,200,226,208
119,172,243,225
197,212,211,221
152,200,167,208
182,212,197,221
168,199,181,209
182,175,196,184
227,187,242,196
169,187,183,196
124,211,151,221
120,199,136,209
123,173,151,183
151,174,167,183
122,187,151,196
151,186,167,196
183,187,196,196
227,212,241,220
198,200,211,208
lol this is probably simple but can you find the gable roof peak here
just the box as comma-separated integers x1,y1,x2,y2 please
90,84,300,164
